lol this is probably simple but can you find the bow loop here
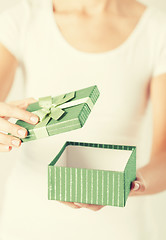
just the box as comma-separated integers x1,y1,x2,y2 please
39,96,52,109
32,92,75,138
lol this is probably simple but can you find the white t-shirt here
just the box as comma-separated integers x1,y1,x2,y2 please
0,0,166,239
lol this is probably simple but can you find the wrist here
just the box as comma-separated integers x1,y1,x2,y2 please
130,156,166,196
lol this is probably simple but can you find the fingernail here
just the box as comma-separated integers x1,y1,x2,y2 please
6,146,12,151
30,116,38,124
133,182,140,191
74,202,82,207
11,139,21,147
18,129,27,137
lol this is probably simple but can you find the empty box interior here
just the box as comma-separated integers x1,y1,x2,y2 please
55,145,132,172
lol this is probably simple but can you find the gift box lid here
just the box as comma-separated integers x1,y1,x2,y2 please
16,85,100,142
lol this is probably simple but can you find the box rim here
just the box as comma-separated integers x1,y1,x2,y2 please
49,141,136,169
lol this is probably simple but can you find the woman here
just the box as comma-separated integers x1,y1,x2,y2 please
0,0,166,239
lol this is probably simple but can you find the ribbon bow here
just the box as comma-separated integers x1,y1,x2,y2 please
32,92,75,138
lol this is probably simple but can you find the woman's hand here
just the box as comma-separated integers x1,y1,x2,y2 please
57,200,105,211
0,98,39,152
130,173,146,196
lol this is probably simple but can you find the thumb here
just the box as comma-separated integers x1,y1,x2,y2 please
130,180,145,196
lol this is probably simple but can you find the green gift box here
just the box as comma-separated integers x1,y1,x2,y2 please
48,141,136,207
16,85,100,142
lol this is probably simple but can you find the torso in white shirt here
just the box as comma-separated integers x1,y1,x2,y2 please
0,0,166,239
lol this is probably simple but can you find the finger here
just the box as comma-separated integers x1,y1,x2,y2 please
74,202,104,211
0,132,21,148
0,102,39,125
0,118,28,138
57,201,82,209
0,144,12,152
8,98,37,110
130,180,145,196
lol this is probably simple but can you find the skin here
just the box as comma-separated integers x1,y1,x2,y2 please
0,0,166,211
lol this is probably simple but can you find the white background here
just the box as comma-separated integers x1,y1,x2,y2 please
0,0,166,238
1,0,166,12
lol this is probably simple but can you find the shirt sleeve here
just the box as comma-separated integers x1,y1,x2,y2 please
152,27,166,78
0,0,30,62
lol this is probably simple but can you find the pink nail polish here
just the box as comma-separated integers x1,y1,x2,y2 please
133,182,140,191
18,129,27,138
12,140,20,147
30,116,38,124
6,146,12,151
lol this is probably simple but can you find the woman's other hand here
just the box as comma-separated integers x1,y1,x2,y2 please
57,200,105,211
0,98,39,152
130,170,146,196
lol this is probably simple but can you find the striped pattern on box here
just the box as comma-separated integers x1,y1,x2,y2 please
48,141,136,207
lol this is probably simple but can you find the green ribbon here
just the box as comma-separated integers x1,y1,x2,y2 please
32,92,75,138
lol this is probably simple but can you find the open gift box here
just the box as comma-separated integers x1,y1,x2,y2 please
48,141,136,207
16,85,99,142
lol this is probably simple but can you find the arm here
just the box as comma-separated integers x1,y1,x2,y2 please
0,43,39,152
0,42,18,101
130,73,166,196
